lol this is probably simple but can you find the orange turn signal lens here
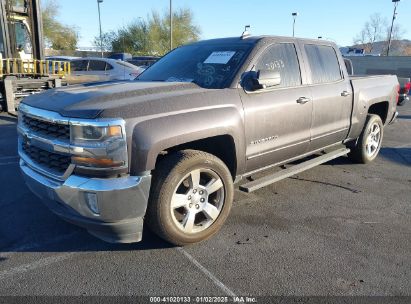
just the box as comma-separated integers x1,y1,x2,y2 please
72,156,124,168
108,126,122,137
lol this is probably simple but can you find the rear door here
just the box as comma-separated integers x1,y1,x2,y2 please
240,42,313,172
87,59,109,77
71,59,89,75
300,43,352,150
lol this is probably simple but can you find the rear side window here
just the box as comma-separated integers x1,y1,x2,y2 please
88,60,107,71
255,43,301,88
304,45,342,84
71,60,88,71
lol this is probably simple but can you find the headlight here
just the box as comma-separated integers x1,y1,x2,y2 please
69,121,128,175
71,125,122,141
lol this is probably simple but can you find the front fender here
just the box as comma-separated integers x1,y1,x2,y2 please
129,106,245,174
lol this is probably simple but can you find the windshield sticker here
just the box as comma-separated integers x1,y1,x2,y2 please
204,51,236,64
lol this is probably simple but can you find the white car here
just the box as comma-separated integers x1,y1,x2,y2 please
70,57,144,81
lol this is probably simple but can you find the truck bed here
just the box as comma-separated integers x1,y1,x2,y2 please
347,74,398,139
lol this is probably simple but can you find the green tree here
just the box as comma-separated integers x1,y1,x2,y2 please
93,31,117,52
41,0,79,50
112,20,151,54
96,8,200,56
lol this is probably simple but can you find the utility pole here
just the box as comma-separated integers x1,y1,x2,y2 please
97,0,104,58
170,0,173,51
387,0,400,56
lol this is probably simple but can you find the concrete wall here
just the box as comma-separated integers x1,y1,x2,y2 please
347,56,411,78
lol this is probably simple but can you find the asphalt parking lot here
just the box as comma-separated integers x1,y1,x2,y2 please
0,103,410,297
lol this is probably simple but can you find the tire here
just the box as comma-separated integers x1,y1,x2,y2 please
348,114,383,164
146,150,234,246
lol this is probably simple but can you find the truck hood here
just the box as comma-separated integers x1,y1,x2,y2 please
22,81,209,119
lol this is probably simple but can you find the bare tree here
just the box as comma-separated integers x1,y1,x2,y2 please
354,13,387,53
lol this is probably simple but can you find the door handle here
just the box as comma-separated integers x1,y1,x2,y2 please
341,91,351,97
297,97,311,104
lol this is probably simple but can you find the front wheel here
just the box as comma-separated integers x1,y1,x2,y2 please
348,114,383,164
146,150,234,246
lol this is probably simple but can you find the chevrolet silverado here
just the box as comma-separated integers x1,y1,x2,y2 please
17,36,399,245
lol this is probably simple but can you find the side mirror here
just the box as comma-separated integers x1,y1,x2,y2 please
241,70,282,91
257,70,281,89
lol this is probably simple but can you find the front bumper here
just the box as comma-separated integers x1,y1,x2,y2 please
388,111,399,125
399,94,409,105
20,159,151,243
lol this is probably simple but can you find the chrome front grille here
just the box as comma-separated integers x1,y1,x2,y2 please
22,113,70,141
18,104,128,181
22,140,71,175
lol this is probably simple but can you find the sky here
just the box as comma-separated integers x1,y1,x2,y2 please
56,0,411,48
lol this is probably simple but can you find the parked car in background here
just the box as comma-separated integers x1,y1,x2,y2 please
45,56,79,74
45,56,79,62
108,53,132,61
70,57,144,81
127,56,160,68
398,77,410,106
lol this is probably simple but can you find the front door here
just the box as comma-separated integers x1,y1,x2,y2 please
239,42,313,173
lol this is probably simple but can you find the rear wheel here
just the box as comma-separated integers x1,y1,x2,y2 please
146,150,234,246
348,114,383,164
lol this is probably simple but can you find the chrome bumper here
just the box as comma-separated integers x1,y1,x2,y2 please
20,159,151,243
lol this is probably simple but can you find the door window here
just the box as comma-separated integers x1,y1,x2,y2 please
71,60,89,71
304,45,342,84
255,43,302,88
88,60,107,71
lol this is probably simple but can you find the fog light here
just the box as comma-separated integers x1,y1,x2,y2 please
85,192,100,215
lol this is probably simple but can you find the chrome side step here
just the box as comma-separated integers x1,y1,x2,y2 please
239,148,350,193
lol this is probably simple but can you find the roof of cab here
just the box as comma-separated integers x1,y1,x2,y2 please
189,35,336,47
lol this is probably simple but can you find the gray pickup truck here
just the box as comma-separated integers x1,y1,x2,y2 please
17,36,399,246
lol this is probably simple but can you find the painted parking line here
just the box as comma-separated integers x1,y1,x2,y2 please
0,162,18,166
0,232,83,280
0,156,19,166
0,232,81,255
177,247,237,297
0,156,18,161
0,253,75,281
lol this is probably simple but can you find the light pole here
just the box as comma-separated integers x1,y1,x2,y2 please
170,0,173,51
387,0,400,56
97,0,104,58
292,12,298,37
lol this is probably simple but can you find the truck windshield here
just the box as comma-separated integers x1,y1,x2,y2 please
137,43,252,89
14,22,32,54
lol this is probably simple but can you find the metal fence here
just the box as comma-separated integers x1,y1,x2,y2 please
0,59,71,77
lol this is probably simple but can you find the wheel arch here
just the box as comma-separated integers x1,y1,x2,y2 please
368,101,389,124
129,107,245,178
